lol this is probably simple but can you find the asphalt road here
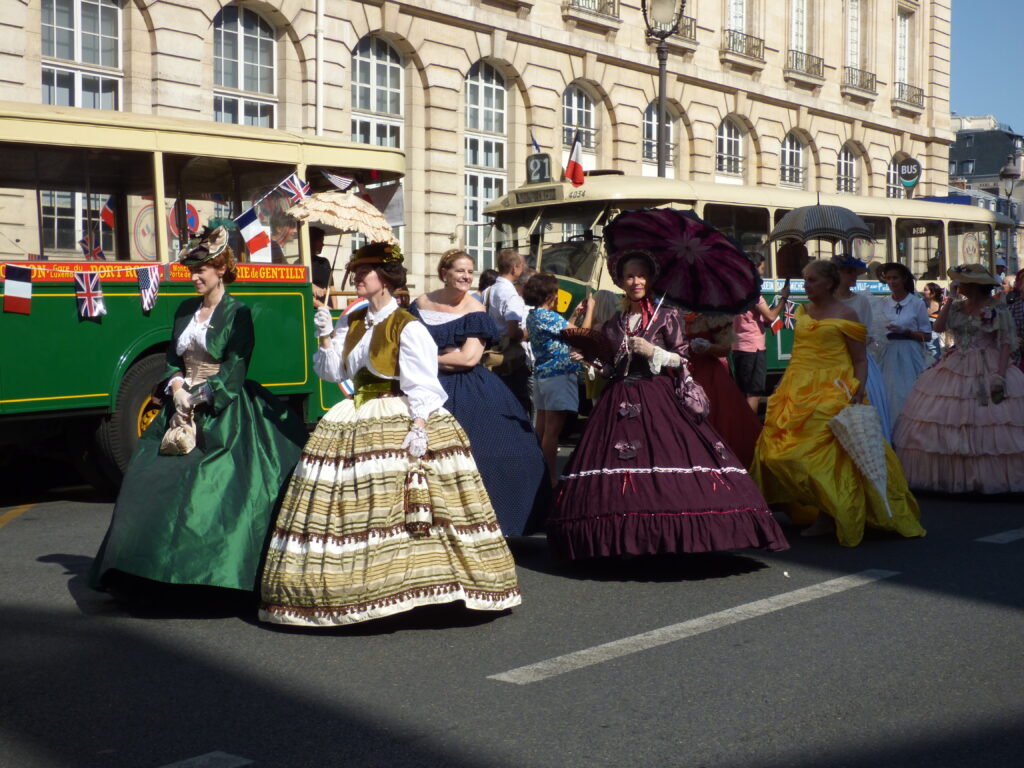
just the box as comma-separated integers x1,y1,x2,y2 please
1,455,1022,768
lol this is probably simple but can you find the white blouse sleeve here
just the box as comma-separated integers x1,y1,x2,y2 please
313,312,351,383
911,296,932,333
399,321,448,420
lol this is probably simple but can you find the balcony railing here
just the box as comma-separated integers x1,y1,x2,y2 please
565,0,618,17
722,29,764,60
651,14,697,41
893,81,925,108
843,65,877,93
787,49,824,79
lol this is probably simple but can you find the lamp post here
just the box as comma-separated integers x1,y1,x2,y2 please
641,0,686,178
998,153,1020,269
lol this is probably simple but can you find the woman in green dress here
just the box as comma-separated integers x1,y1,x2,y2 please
89,226,307,594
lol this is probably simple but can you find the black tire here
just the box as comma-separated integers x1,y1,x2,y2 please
94,352,166,485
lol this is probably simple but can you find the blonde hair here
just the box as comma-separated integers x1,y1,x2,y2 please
437,248,473,280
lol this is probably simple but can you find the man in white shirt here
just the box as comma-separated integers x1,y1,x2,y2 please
484,248,532,414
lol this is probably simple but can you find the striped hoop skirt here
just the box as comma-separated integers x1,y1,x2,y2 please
259,397,521,627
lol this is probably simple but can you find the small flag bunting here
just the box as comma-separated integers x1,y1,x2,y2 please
137,264,160,312
74,272,107,317
79,232,105,261
3,264,32,315
322,170,355,191
279,172,311,204
235,207,272,263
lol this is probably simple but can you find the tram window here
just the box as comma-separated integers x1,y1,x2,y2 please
896,218,944,280
706,204,771,276
948,221,992,268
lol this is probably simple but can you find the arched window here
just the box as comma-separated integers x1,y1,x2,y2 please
837,145,858,194
562,85,595,150
214,6,276,126
642,103,675,165
41,0,122,110
887,158,905,198
716,119,744,177
351,36,403,148
464,62,507,269
780,132,805,187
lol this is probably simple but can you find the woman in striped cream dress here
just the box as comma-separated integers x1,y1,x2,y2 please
259,241,520,627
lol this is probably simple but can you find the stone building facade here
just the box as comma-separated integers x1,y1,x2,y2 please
1,0,953,285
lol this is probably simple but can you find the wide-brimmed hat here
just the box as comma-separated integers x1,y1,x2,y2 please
178,225,229,266
947,263,1000,286
345,240,403,270
831,253,868,273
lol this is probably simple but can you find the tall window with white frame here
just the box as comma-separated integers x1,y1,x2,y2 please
728,0,747,32
642,103,675,177
213,6,276,127
837,146,858,194
790,0,808,53
895,8,912,87
41,0,121,110
464,62,507,271
716,118,744,180
562,85,596,151
780,132,805,188
846,0,862,68
351,36,403,149
887,158,905,198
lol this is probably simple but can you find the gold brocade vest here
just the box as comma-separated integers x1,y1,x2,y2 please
341,306,416,407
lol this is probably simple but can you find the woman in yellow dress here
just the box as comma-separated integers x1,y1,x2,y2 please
751,259,925,547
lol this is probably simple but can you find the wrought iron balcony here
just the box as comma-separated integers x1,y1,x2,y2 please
893,81,925,108
564,0,618,17
722,29,764,61
650,14,697,41
787,49,824,79
843,66,877,94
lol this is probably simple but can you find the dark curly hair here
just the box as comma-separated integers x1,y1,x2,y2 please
198,247,238,284
373,261,407,292
522,272,559,308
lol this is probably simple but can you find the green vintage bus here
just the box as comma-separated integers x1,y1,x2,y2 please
484,171,1011,373
0,102,402,488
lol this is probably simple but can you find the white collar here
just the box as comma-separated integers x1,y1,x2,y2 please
495,276,515,287
366,298,398,327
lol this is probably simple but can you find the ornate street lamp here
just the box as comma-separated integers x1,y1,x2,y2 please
641,0,687,177
998,153,1020,266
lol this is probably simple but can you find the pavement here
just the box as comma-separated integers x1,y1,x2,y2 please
1,453,1023,768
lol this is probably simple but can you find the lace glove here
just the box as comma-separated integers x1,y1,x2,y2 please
188,383,213,408
991,374,1006,404
689,337,711,355
649,346,682,374
400,424,429,458
172,387,193,417
627,337,655,358
314,306,335,338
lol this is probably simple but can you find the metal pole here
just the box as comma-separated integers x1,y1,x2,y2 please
657,38,668,178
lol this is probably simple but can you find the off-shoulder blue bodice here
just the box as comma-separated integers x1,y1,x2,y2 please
409,306,502,350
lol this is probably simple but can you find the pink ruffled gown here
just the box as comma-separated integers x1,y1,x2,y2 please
893,300,1024,493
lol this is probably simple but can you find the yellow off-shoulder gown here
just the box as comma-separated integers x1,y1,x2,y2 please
751,306,925,547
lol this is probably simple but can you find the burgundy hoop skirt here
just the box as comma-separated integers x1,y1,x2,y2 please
547,374,788,560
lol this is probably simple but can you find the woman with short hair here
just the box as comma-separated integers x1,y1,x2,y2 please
752,259,925,545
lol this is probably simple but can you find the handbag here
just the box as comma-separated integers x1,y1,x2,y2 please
675,368,710,423
159,411,197,455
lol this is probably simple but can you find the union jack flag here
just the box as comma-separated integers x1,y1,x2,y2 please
79,232,105,261
783,300,798,330
137,264,160,312
74,272,107,317
279,172,311,203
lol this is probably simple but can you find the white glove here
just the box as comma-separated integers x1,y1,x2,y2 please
627,336,656,358
173,387,193,416
690,337,711,355
314,306,335,338
649,346,681,373
400,424,428,458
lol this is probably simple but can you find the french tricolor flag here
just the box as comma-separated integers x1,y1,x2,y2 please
100,196,115,229
564,130,585,188
235,207,272,262
3,264,32,315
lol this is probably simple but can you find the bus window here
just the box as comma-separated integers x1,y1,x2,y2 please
706,203,771,275
895,218,944,280
540,238,599,282
948,221,993,268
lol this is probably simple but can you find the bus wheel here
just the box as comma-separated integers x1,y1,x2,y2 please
95,353,166,485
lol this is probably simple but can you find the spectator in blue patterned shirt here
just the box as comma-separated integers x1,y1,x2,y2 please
524,272,591,486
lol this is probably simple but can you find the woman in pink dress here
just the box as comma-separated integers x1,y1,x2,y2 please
893,264,1024,493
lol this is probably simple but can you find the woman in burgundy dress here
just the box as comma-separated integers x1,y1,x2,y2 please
547,251,788,560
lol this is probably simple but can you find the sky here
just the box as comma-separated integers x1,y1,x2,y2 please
950,1,1024,132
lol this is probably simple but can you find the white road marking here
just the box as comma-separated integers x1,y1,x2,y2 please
158,752,254,768
975,527,1024,544
489,569,900,685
